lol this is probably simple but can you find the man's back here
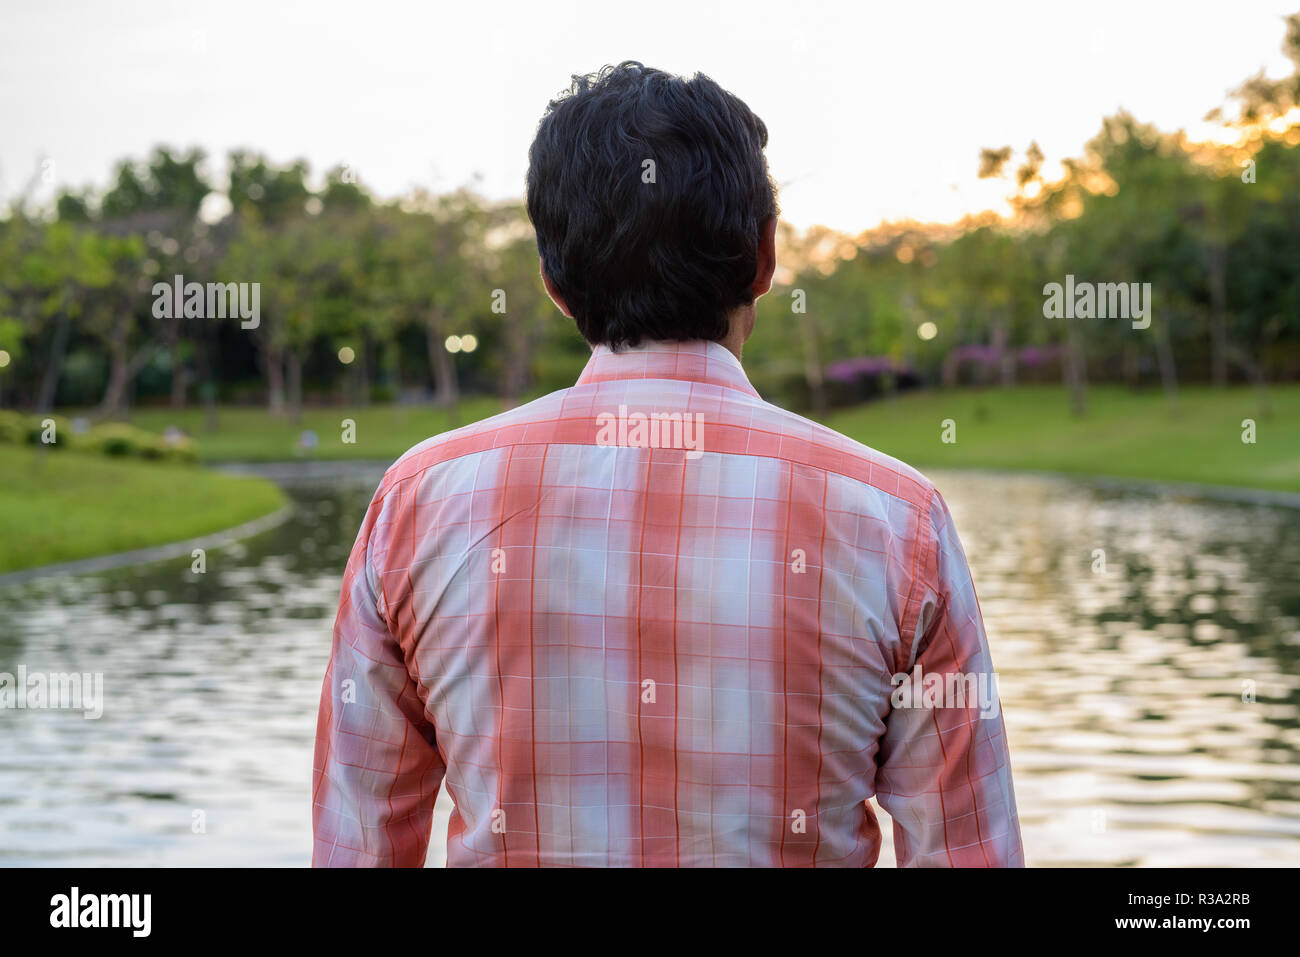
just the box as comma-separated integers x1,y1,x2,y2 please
312,340,1022,866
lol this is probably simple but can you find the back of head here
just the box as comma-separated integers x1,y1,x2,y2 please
526,61,778,350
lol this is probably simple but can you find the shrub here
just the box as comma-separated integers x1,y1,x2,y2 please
23,414,72,448
0,410,25,443
0,413,198,463
83,422,145,457
158,434,198,464
81,422,197,462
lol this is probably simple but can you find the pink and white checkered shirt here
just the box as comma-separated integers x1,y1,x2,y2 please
312,339,1022,867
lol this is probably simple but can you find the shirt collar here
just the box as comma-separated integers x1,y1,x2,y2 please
575,339,760,398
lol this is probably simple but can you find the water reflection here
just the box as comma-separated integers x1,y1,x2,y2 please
0,466,1296,866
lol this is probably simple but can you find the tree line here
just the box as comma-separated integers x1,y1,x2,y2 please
1,15,1298,421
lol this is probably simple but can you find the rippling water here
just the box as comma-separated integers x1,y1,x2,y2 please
1,466,1297,866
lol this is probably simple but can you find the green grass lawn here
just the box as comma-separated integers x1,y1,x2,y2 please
120,384,1298,491
821,384,1299,493
0,447,287,574
124,399,503,462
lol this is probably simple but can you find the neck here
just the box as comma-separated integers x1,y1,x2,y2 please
719,306,753,363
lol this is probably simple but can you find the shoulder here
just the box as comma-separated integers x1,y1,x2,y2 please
747,396,939,513
374,390,571,499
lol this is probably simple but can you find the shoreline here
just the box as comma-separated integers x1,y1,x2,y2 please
0,503,294,588
5,457,1297,586
218,456,1300,511
923,466,1300,511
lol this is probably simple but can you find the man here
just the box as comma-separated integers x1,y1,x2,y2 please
313,61,1022,867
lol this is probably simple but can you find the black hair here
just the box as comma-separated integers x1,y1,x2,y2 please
526,61,778,350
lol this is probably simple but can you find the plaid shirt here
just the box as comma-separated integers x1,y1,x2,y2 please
313,339,1022,867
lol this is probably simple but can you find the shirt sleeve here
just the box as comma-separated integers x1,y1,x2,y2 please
312,486,446,867
874,489,1023,867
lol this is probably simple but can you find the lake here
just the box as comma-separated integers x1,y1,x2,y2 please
1,465,1297,866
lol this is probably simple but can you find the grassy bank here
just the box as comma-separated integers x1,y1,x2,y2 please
125,400,502,462
822,385,1299,493
0,447,287,574
119,385,1298,492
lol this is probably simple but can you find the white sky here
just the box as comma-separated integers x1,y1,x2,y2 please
1,0,1296,232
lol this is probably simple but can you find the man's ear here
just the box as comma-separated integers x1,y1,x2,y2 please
539,257,573,318
752,216,777,299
